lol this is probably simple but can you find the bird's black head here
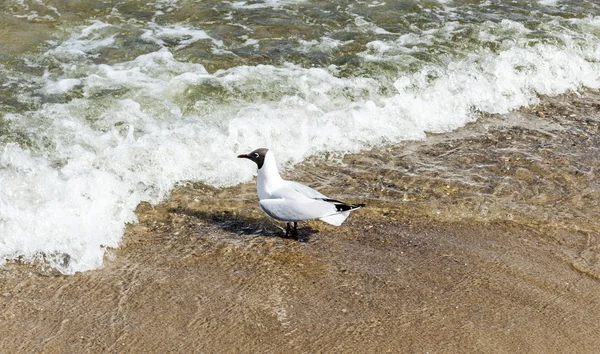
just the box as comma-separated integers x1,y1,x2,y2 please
237,148,268,169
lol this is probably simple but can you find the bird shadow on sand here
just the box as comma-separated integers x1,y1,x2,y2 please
167,206,318,242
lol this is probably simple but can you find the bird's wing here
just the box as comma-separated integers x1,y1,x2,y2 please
282,182,365,212
259,198,339,222
260,186,365,223
283,181,328,199
270,185,314,201
259,186,339,222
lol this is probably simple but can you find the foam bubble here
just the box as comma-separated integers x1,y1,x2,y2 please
228,0,307,10
9,0,61,22
297,37,353,53
538,0,560,5
141,24,224,49
44,20,116,62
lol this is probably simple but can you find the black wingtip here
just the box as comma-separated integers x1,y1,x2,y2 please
317,198,366,211
334,202,366,212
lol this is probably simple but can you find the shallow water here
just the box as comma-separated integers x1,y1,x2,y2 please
1,0,599,272
158,90,600,278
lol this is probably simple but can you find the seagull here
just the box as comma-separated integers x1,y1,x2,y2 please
238,148,365,237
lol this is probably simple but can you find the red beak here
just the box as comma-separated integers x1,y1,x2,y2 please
237,154,248,159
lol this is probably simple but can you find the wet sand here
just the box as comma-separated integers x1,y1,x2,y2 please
2,92,600,353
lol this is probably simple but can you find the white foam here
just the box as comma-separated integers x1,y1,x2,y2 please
39,77,81,95
44,20,116,62
1,16,600,273
352,14,393,34
141,24,224,49
538,0,560,5
297,37,353,53
9,0,61,22
0,143,131,273
367,1,387,8
227,0,306,10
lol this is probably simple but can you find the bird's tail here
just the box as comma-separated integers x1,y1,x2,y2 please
319,203,366,226
319,211,350,226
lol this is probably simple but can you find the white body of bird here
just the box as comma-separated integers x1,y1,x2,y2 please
238,148,364,228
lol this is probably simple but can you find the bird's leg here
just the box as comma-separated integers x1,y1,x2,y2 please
292,222,298,237
285,222,291,237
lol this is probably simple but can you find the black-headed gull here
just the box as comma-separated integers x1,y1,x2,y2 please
238,148,365,237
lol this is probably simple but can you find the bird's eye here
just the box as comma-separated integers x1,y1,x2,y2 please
253,153,259,158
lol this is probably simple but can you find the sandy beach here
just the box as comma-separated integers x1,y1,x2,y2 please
2,92,600,353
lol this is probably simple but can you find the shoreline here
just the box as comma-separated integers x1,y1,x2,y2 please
2,92,600,352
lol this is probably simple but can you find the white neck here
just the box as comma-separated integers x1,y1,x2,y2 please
257,150,283,199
